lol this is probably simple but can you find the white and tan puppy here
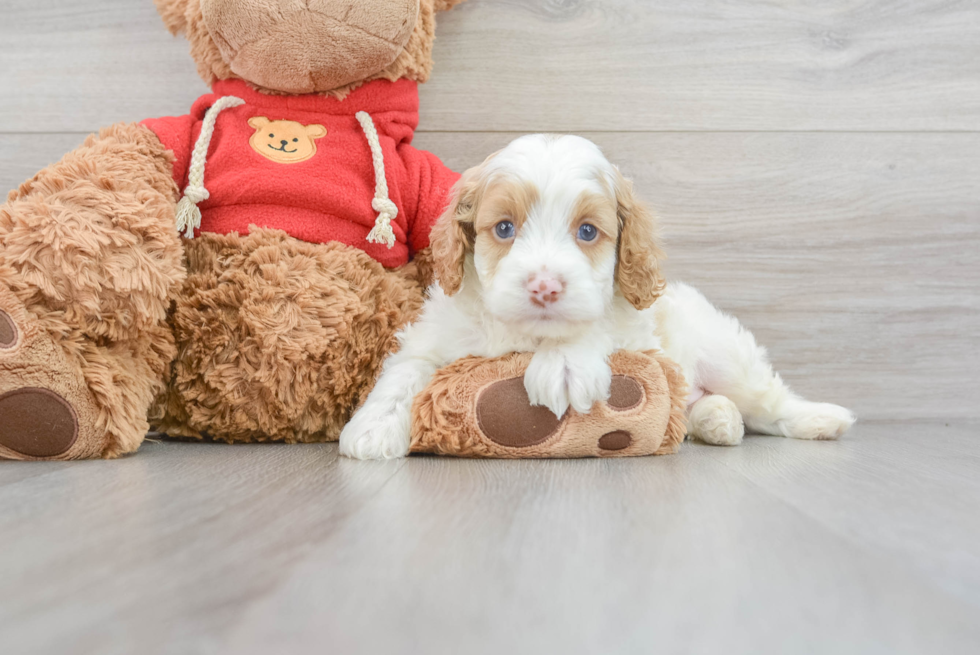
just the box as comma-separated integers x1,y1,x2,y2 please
340,135,854,459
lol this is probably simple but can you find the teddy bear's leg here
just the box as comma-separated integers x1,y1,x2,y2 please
152,229,424,443
0,123,185,459
411,351,688,458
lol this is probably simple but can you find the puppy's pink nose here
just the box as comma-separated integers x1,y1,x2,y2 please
527,273,564,306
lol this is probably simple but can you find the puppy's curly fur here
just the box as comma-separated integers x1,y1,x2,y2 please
341,134,856,460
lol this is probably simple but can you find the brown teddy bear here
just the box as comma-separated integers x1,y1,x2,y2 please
0,0,688,461
0,0,467,460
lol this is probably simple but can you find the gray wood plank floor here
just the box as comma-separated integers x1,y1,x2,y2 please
1,0,978,653
2,425,980,655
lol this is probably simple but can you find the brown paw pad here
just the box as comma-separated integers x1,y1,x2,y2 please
476,377,565,448
0,388,79,458
608,375,643,411
0,309,17,350
598,430,633,451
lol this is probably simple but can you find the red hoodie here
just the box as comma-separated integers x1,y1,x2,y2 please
142,79,460,268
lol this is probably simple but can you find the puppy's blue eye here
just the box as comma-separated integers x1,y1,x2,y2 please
495,220,516,240
577,223,598,242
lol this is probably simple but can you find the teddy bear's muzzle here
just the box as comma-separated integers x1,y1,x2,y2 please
202,0,421,94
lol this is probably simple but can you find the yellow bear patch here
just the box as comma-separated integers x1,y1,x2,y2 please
247,117,327,164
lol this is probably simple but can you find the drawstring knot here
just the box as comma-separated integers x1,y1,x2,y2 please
175,95,244,239
357,111,398,249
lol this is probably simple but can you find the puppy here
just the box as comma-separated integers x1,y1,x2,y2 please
340,135,855,459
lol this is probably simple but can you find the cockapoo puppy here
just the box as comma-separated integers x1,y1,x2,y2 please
340,135,855,459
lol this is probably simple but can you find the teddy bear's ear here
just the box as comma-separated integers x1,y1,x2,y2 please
434,0,467,10
154,0,190,35
248,117,270,130
305,124,328,140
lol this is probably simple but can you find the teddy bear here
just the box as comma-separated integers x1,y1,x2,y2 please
1,0,689,462
0,0,469,460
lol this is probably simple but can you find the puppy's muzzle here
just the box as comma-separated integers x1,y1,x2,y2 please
527,272,565,307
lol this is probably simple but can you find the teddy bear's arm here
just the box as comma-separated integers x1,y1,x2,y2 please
401,145,461,256
141,113,198,189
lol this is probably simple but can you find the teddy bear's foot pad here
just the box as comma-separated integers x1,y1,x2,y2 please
476,377,563,448
0,388,78,458
0,309,17,350
411,351,687,458
475,374,646,451
0,289,104,460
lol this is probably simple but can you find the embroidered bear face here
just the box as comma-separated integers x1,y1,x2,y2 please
248,117,327,163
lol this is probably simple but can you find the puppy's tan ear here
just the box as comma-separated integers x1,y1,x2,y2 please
430,166,482,295
614,170,666,310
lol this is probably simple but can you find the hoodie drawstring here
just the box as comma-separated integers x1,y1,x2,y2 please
174,96,245,239
356,111,397,249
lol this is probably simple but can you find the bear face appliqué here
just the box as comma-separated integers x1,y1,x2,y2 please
248,117,327,163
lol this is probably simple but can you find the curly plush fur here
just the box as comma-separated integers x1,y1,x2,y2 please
0,123,184,457
150,230,425,443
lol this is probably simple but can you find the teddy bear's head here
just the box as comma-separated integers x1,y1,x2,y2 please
155,0,465,96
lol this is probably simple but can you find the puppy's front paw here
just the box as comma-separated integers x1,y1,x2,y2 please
524,350,570,418
339,410,411,460
565,355,612,414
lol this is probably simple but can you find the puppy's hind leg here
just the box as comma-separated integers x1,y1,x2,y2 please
659,283,855,442
697,319,855,442
688,394,744,446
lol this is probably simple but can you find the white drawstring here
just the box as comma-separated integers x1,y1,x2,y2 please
356,111,397,249
175,101,397,247
174,96,245,239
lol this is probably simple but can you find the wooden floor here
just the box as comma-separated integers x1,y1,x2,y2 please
1,1,978,653
2,425,979,654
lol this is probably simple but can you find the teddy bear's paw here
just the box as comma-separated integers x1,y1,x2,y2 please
339,409,412,460
477,377,566,448
0,287,105,460
688,394,745,447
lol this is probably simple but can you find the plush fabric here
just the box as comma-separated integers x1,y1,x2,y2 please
149,228,426,443
202,0,420,94
0,283,106,460
142,78,459,268
410,351,688,458
0,123,184,458
155,0,464,98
